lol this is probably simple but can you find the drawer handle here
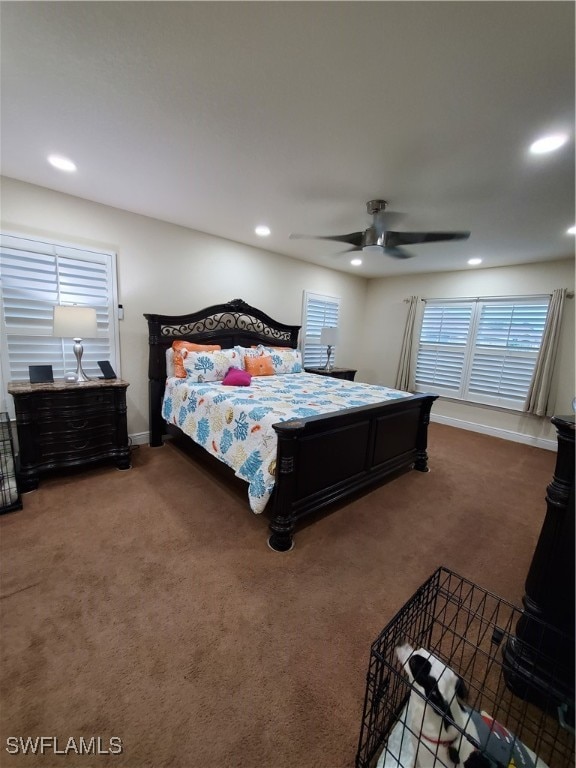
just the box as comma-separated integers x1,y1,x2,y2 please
69,420,88,430
72,440,90,450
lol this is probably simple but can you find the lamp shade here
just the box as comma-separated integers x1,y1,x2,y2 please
53,305,98,338
320,326,338,346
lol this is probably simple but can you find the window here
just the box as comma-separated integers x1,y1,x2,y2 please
301,291,340,368
414,297,550,410
0,233,120,415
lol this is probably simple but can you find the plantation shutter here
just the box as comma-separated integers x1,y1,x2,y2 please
415,302,473,394
301,291,340,368
0,233,119,414
467,300,549,404
414,297,550,409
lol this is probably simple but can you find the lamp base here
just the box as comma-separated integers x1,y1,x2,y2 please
324,345,333,372
73,338,91,382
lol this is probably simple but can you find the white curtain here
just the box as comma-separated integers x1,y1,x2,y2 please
395,296,419,391
523,288,566,416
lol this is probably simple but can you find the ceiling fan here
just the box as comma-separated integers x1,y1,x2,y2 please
289,199,470,259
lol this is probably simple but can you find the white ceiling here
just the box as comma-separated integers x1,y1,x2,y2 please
1,1,574,278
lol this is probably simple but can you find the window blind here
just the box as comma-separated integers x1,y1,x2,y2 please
301,291,340,368
0,233,119,414
414,297,550,409
415,303,473,393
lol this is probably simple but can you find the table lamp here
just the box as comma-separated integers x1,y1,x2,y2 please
53,305,98,382
320,326,338,371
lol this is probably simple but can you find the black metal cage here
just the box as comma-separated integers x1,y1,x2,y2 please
0,412,22,514
356,567,574,768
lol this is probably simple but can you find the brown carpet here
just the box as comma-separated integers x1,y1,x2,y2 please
0,423,556,768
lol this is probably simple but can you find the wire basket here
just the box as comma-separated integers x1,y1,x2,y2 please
0,412,22,514
356,567,574,768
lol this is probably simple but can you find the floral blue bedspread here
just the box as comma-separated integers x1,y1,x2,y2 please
162,373,411,514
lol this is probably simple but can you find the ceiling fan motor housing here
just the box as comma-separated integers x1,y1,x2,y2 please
363,227,384,249
366,199,388,215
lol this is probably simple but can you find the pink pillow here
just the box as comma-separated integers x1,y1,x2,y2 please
222,367,252,386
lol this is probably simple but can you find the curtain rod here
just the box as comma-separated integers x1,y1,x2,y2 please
403,292,574,302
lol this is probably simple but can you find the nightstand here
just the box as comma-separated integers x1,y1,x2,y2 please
304,367,357,381
8,379,131,492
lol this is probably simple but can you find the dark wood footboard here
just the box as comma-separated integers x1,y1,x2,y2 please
268,393,437,551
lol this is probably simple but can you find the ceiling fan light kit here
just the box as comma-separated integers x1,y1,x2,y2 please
290,199,470,259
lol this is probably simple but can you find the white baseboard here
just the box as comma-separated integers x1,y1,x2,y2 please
430,414,557,451
129,431,150,446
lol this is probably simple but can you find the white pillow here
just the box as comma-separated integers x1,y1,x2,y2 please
183,348,242,382
234,345,270,366
233,345,252,365
258,345,303,374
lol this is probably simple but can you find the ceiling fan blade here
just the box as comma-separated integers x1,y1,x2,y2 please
384,246,414,259
289,231,365,247
385,231,470,247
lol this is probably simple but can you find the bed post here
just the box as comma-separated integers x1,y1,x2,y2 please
149,379,165,447
145,312,168,448
268,421,305,552
414,394,438,472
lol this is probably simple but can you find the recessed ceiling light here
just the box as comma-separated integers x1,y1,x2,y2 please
467,258,482,266
350,258,362,266
529,133,568,155
47,154,77,172
255,225,270,237
567,225,576,235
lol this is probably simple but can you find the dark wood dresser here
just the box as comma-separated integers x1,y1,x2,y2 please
8,379,131,491
503,415,575,722
304,367,357,381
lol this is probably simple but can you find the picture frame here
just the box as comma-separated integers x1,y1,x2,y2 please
28,365,54,384
97,361,117,380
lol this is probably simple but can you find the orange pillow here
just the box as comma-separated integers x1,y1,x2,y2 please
244,354,275,376
172,341,222,378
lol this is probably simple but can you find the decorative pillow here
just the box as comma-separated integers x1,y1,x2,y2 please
172,341,221,378
233,345,251,365
244,354,275,376
259,345,303,374
221,367,252,386
183,348,242,382
250,345,288,350
242,346,265,357
234,345,264,368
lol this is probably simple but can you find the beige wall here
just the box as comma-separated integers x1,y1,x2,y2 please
363,261,575,444
2,177,573,446
0,177,369,435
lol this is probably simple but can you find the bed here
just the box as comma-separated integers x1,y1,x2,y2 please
145,298,438,551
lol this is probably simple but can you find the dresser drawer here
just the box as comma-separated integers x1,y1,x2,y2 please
35,412,118,440
26,389,117,418
35,424,120,464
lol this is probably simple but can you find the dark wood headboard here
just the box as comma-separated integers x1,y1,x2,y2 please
144,298,301,445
